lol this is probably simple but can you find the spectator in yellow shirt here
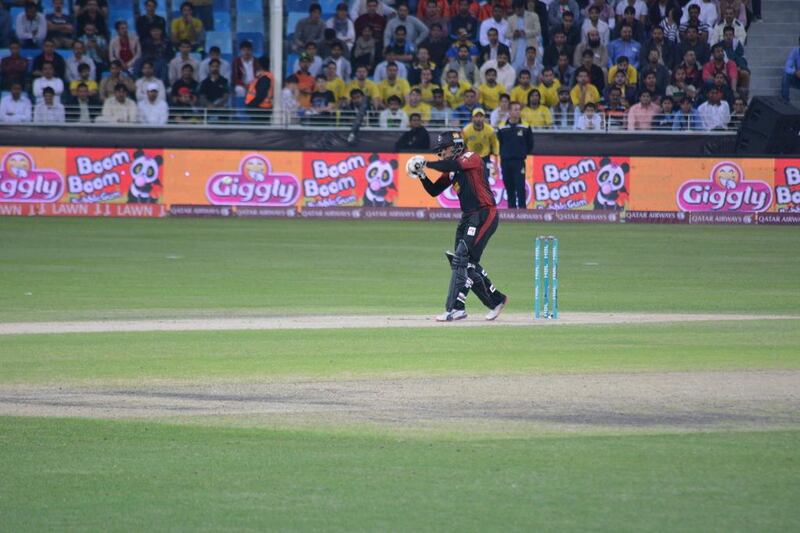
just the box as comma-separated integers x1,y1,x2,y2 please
171,1,205,51
462,108,500,159
570,70,601,108
535,68,561,108
510,69,535,106
521,89,553,128
442,68,473,110
403,88,432,124
477,68,507,111
323,61,346,107
607,56,638,87
346,65,381,109
411,68,441,104
69,63,99,97
377,62,412,107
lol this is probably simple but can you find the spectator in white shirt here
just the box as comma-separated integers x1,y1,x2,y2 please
168,40,200,85
0,82,33,123
373,49,409,83
198,46,231,81
138,82,169,124
681,0,718,29
379,94,409,128
479,50,516,88
135,61,167,102
479,3,510,47
16,2,47,49
698,87,731,130
66,40,97,82
33,87,65,122
97,84,138,123
574,101,603,130
32,62,65,103
582,5,610,46
327,3,356,51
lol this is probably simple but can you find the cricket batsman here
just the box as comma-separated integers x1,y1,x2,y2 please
406,131,508,322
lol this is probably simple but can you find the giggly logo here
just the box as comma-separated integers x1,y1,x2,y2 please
677,162,772,212
437,160,531,208
206,155,300,206
0,151,64,203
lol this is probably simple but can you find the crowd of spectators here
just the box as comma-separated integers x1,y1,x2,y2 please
0,0,263,124
281,0,761,131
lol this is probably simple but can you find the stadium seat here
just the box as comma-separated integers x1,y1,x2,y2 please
213,11,232,31
285,52,298,78
237,12,264,33
109,9,136,30
213,0,231,10
0,49,9,59
206,31,233,55
109,0,133,9
141,0,167,17
236,0,263,13
285,11,305,40
10,7,23,25
318,0,340,16
237,33,264,56
284,0,312,12
20,49,39,61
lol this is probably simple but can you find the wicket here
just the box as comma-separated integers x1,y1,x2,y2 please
534,236,559,319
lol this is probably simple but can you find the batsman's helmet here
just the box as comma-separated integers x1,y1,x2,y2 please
432,131,465,159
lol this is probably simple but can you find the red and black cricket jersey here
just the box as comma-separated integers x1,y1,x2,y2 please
430,151,496,213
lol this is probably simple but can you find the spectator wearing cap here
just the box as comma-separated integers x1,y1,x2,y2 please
294,54,316,109
0,82,33,123
581,5,610,47
697,86,729,130
395,112,431,151
199,46,231,82
169,40,200,85
506,0,541,70
671,96,702,131
479,3,511,48
16,2,47,49
385,2,429,48
110,21,141,75
67,82,101,122
535,67,562,107
293,3,325,53
570,69,600,108
782,36,800,103
170,64,198,105
551,85,575,129
444,45,478,85
479,50,515,89
32,62,64,103
612,6,644,44
703,44,738,94
626,90,657,130
136,61,166,102
45,0,75,49
97,83,137,123
232,40,255,98
479,27,511,66
33,87,65,123
327,3,356,52
171,2,205,51
379,95,408,128
136,82,169,126
522,88,552,128
197,58,229,111
403,88,432,124
377,61,411,107
452,88,481,127
608,25,641,69
574,101,602,130
449,0,480,42
293,42,324,77
67,41,97,82
420,23,450,67
355,0,388,46
137,0,167,45
462,107,500,162
548,0,582,29
478,67,507,111
1,42,30,91
171,87,201,123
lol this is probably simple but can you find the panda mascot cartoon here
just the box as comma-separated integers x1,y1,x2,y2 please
593,157,629,210
362,153,398,207
127,150,164,203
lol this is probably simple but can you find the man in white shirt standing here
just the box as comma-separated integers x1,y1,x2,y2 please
681,0,718,29
32,62,65,103
0,82,33,123
15,2,47,48
33,87,65,123
138,82,169,125
66,40,97,82
97,84,138,123
698,87,730,130
479,2,510,47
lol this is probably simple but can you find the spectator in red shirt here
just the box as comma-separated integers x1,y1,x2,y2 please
1,41,30,90
355,0,387,46
702,43,738,94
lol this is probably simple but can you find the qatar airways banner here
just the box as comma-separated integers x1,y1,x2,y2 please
0,147,798,224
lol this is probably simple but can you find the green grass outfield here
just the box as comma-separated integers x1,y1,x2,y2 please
1,218,799,531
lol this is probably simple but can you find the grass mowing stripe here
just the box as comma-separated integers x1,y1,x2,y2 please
2,320,799,383
1,416,798,532
2,219,800,321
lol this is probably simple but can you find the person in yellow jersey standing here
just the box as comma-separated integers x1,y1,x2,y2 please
461,107,499,181
244,56,273,112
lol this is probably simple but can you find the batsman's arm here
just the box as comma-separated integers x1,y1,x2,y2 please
420,174,451,197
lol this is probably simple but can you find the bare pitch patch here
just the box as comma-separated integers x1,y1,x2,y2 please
0,312,797,335
2,371,799,434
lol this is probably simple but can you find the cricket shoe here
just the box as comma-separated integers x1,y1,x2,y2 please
485,295,508,321
435,309,467,322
